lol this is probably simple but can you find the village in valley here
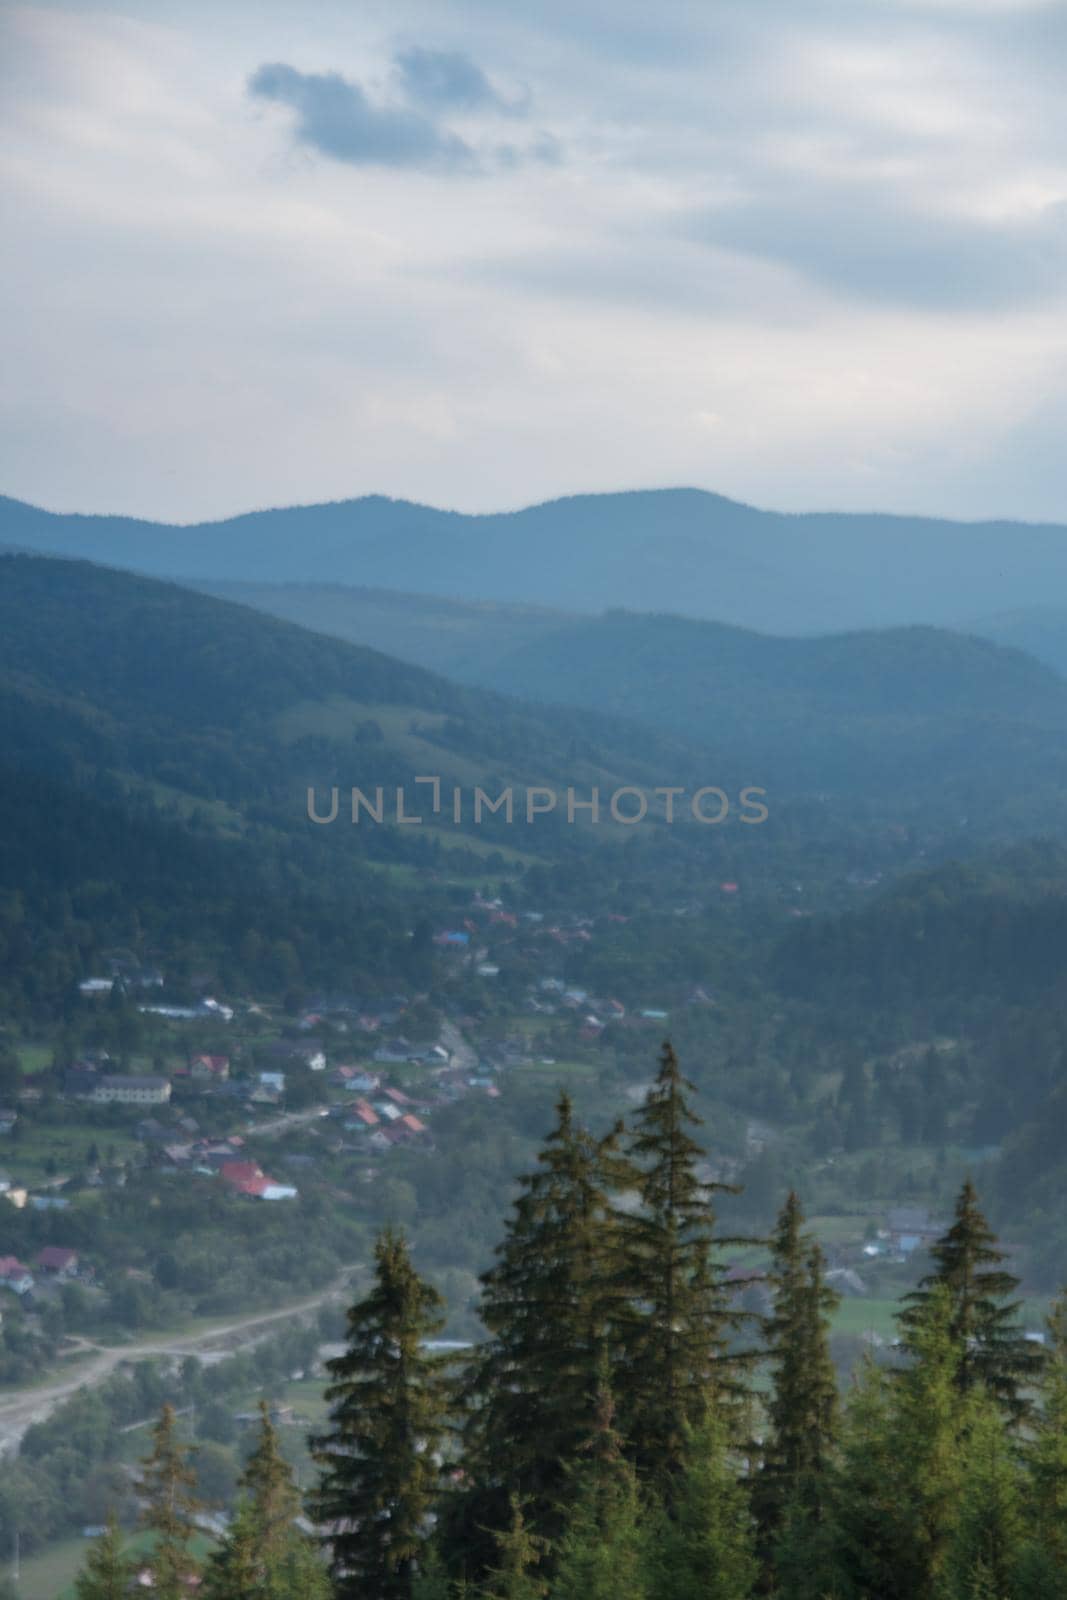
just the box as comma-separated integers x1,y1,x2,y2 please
0,880,1020,1373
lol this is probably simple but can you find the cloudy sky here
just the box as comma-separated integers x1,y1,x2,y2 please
4,0,1067,523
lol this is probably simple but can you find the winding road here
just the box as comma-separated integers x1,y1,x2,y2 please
0,1264,361,1458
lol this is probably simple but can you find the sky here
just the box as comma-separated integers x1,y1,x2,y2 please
4,0,1067,523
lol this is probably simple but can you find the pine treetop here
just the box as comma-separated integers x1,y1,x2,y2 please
899,1179,1043,1418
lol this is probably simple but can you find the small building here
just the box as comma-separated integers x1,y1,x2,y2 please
190,1054,230,1082
37,1247,79,1278
91,1075,171,1106
887,1207,945,1255
0,1257,34,1295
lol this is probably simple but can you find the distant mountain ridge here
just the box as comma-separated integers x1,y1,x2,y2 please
6,486,1067,635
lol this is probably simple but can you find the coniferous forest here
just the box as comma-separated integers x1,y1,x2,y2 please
73,1044,1067,1600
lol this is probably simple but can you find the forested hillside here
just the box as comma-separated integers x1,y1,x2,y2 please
10,486,1067,633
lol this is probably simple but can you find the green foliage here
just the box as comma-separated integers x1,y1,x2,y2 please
755,1192,839,1576
550,1362,646,1600
833,1290,966,1600
480,1497,548,1600
310,1229,452,1600
643,1419,758,1600
612,1043,746,1491
943,1397,1025,1600
74,1512,131,1600
203,1401,326,1599
138,1403,201,1599
900,1179,1044,1420
455,1094,619,1562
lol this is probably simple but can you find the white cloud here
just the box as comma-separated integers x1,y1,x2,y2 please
3,0,1067,524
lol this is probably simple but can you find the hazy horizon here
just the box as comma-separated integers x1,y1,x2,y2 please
7,0,1067,524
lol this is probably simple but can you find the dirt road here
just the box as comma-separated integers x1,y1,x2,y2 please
0,1264,361,1458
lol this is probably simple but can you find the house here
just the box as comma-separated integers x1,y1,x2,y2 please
346,1100,380,1129
0,1257,33,1295
190,1054,230,1082
373,1037,417,1065
37,1246,79,1278
381,1087,414,1108
263,1041,325,1071
249,1071,285,1104
91,1075,171,1106
887,1207,945,1255
335,1068,381,1094
398,1114,427,1136
0,1109,17,1134
78,978,114,996
219,1159,264,1190
259,1182,298,1201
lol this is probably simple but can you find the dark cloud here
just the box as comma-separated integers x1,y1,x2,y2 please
690,182,1067,310
394,45,525,114
248,62,475,170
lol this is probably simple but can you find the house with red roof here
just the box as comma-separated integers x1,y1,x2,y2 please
190,1054,230,1082
37,1246,79,1278
0,1257,34,1294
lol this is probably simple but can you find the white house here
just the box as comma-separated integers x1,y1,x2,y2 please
91,1075,172,1106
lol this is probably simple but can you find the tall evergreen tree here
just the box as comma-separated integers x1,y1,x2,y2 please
900,1179,1043,1420
480,1497,548,1600
833,1289,965,1600
74,1512,131,1600
240,1402,301,1564
139,1403,201,1600
202,1499,262,1600
551,1357,646,1600
452,1096,618,1567
612,1042,747,1491
643,1419,759,1600
1017,1290,1067,1598
943,1396,1025,1600
310,1228,452,1600
755,1192,839,1586
204,1400,328,1600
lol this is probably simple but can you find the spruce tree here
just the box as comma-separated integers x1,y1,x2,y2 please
202,1499,261,1600
138,1402,201,1600
1017,1291,1067,1597
612,1042,746,1491
943,1396,1025,1600
453,1095,617,1567
551,1358,646,1600
643,1418,759,1600
310,1228,452,1600
204,1400,327,1599
833,1289,965,1600
899,1178,1043,1419
480,1497,548,1600
240,1401,300,1564
755,1192,839,1586
74,1512,131,1600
